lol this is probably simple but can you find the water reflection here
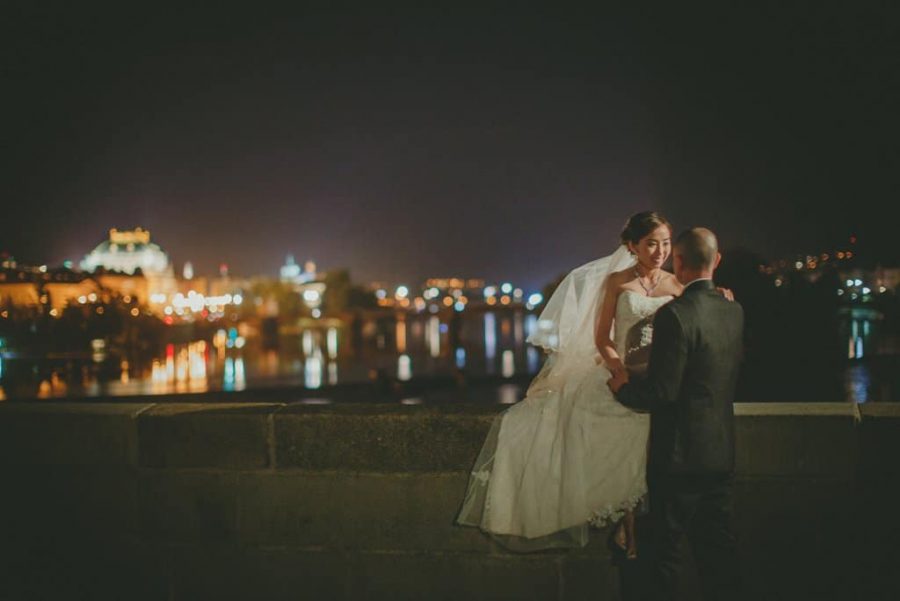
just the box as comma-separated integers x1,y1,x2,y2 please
484,312,497,375
327,327,339,359
502,350,515,378
398,354,412,381
328,362,338,385
1,308,556,400
305,353,323,389
848,319,870,360
427,317,440,358
224,357,246,391
845,364,871,403
396,320,407,354
527,346,540,374
455,347,466,369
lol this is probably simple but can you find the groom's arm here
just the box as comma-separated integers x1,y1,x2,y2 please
616,305,687,411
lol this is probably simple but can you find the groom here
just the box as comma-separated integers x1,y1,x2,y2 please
608,227,744,601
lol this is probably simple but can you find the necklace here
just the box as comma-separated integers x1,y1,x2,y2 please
634,267,662,296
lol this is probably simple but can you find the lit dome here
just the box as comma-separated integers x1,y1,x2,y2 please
81,228,171,275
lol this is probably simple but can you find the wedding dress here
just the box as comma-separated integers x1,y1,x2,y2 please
457,247,673,551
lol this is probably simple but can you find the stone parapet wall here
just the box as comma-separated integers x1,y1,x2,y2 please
0,401,897,600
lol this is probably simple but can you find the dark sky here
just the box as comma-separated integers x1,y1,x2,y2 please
3,3,898,290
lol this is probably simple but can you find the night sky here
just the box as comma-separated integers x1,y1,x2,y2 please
3,4,898,290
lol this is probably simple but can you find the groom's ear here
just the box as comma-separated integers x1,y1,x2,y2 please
713,252,722,269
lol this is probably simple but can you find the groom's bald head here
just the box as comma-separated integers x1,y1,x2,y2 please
673,227,721,283
675,228,719,270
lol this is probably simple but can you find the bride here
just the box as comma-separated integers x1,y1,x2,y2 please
457,211,683,555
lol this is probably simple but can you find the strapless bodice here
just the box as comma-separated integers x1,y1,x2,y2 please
614,290,673,371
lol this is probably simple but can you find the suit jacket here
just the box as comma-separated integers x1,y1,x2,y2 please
617,279,744,476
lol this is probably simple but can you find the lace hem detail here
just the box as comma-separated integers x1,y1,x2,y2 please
587,489,646,529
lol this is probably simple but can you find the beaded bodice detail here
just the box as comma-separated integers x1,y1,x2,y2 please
613,291,673,372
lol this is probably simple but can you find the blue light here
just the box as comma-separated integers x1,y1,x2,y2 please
455,347,466,369
484,313,496,360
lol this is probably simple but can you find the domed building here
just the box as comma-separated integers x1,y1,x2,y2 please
81,228,171,275
81,228,176,307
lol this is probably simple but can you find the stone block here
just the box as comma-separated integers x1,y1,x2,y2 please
0,465,138,543
858,403,900,488
560,556,621,601
0,538,167,601
236,471,493,552
139,470,238,543
0,402,152,466
345,551,561,601
166,544,350,601
138,403,279,469
735,412,857,478
274,403,497,472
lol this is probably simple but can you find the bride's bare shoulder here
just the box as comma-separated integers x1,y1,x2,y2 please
606,268,634,292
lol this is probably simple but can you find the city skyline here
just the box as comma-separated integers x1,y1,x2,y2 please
4,5,898,290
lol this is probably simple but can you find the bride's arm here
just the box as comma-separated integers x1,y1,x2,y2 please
595,279,625,375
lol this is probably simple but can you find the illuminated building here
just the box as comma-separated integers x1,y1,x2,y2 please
82,228,170,275
280,254,317,284
80,228,177,307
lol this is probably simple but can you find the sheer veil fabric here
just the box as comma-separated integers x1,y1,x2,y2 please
457,246,652,551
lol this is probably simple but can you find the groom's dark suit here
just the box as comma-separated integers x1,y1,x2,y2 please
617,279,744,601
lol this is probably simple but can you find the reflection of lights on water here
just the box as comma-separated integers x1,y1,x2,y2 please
305,354,323,389
398,354,412,381
527,346,540,373
401,397,423,405
455,347,466,369
514,313,524,345
223,356,245,391
845,364,871,403
502,350,515,378
327,327,339,359
224,357,235,390
848,319,869,359
188,342,207,381
428,317,440,358
303,330,314,355
484,313,496,360
327,362,338,385
498,384,519,404
396,320,407,354
524,314,537,339
120,359,130,384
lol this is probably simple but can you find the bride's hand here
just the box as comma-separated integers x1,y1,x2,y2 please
717,287,735,302
606,358,626,376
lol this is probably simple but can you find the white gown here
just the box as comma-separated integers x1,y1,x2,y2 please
458,250,672,550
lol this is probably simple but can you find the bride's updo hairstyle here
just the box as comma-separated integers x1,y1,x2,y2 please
620,211,673,247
